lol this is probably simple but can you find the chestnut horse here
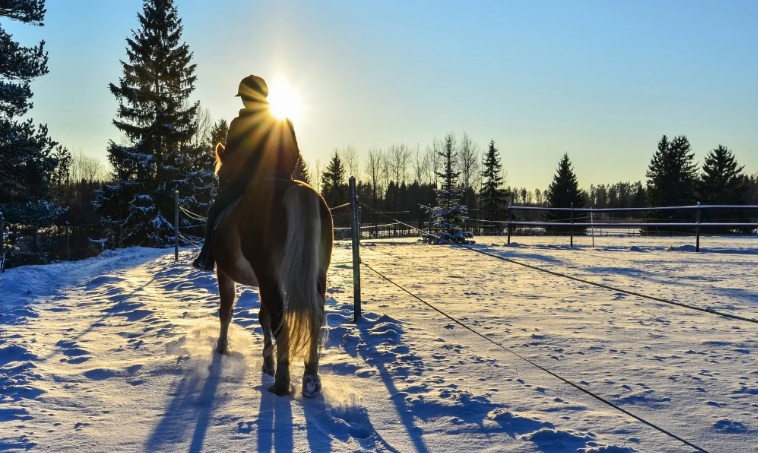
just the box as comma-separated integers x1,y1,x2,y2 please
211,143,333,397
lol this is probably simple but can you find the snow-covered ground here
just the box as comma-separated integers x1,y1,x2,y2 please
1,235,756,452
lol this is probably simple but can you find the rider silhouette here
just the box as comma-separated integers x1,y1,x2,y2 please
193,75,300,271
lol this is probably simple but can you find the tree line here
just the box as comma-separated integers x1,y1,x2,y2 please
2,0,757,267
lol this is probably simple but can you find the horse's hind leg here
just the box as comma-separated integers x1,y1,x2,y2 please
260,281,290,396
216,271,236,354
258,304,275,376
302,273,327,398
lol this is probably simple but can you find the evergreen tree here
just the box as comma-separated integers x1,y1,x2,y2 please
0,0,68,225
425,134,468,239
698,145,749,232
645,135,698,228
646,135,698,208
545,153,586,233
293,152,311,184
479,139,508,224
699,145,746,205
95,0,210,247
208,119,228,149
746,173,758,205
321,151,346,210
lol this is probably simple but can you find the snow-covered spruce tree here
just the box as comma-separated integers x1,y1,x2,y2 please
0,0,69,225
479,140,508,225
425,134,468,240
545,153,586,234
95,0,212,247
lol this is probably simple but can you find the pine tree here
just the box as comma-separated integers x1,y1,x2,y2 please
646,135,698,208
699,145,746,205
321,151,346,209
95,0,209,247
293,152,311,184
209,119,228,149
479,140,508,224
645,135,698,228
545,153,586,233
0,0,68,225
698,145,749,233
425,134,468,240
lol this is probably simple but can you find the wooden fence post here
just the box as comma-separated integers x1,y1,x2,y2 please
349,176,362,322
695,202,701,252
570,203,574,248
174,190,179,261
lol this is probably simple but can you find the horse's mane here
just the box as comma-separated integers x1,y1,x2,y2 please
214,143,226,176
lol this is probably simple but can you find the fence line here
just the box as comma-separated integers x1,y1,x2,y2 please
501,203,758,252
359,257,709,453
355,201,758,325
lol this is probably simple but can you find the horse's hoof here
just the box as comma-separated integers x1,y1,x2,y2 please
269,382,293,396
215,340,228,355
302,374,321,398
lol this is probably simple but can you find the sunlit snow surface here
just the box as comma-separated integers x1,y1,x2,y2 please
1,235,756,452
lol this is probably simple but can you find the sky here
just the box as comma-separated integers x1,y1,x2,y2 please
4,0,758,190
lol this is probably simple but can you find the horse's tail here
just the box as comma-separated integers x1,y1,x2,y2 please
278,184,332,358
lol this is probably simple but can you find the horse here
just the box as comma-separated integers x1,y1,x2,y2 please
210,142,333,397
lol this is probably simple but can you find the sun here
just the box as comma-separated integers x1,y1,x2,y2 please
267,80,302,121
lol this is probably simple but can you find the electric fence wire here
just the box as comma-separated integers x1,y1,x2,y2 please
358,202,758,325
360,254,710,453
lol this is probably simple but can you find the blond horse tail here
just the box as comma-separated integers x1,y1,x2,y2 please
278,185,327,358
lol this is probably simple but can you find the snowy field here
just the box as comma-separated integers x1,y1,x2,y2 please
1,235,756,452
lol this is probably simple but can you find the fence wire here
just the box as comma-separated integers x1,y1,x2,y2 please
359,257,709,452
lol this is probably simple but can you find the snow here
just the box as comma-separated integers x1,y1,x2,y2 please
1,236,756,452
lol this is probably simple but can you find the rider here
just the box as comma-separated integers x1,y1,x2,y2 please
192,75,301,271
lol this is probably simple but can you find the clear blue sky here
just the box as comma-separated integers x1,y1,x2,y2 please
5,0,758,190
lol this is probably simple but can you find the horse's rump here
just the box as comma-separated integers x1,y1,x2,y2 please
215,178,333,358
278,182,333,356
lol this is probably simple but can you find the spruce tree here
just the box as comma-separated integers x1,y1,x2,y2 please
545,153,586,233
699,145,746,205
646,135,698,207
645,135,698,228
0,0,68,225
95,0,209,247
321,151,346,209
699,145,749,232
293,152,311,184
479,140,508,224
425,134,468,240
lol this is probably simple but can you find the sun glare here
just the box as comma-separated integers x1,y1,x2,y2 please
267,81,302,121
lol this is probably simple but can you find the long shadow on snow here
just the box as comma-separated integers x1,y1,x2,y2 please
349,310,612,452
254,379,295,453
351,313,430,453
145,351,231,452
474,243,565,266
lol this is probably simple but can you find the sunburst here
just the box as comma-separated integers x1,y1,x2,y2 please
267,80,302,121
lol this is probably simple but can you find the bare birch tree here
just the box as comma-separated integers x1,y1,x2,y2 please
459,131,481,207
412,143,429,184
340,145,359,177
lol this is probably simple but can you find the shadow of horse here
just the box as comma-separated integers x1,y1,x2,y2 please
145,351,239,452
